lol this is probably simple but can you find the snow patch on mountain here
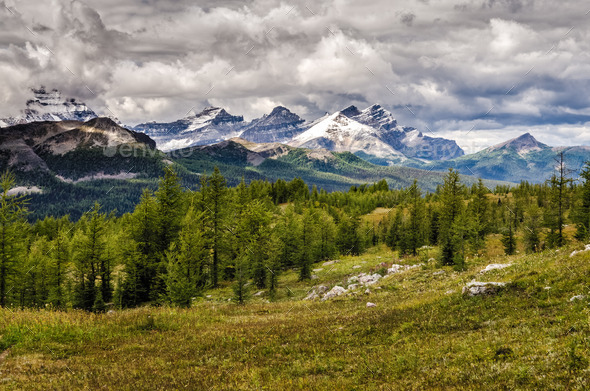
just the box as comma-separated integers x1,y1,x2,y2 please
0,88,98,126
290,112,406,159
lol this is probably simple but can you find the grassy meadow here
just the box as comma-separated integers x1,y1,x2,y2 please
1,230,590,390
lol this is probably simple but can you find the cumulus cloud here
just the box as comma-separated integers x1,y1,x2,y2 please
1,0,590,148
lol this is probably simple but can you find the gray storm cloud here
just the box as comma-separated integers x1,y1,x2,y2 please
1,0,590,149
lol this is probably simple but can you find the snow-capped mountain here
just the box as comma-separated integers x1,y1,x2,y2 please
289,111,407,161
133,107,245,151
0,88,98,127
238,106,306,143
341,104,464,161
134,103,464,162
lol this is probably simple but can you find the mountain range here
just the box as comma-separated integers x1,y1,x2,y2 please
3,88,590,202
133,103,464,163
413,132,590,182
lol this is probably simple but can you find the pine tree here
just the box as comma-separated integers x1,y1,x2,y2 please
438,169,466,266
92,288,106,313
545,153,572,248
524,204,542,253
276,206,303,269
384,208,402,251
203,167,227,287
120,190,159,307
232,255,249,305
165,244,193,307
316,209,337,261
47,225,71,308
501,220,517,255
406,180,425,256
299,208,320,280
0,171,28,307
155,166,184,253
336,212,363,257
152,167,184,300
468,179,490,251
73,203,109,311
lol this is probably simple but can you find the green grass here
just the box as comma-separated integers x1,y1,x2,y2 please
1,243,590,390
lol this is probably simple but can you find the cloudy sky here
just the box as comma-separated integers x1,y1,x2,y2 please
1,0,590,152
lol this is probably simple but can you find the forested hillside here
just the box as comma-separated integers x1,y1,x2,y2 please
0,157,587,310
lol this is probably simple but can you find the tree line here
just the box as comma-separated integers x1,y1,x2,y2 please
2,155,590,310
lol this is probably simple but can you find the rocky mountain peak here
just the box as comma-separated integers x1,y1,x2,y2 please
489,132,547,154
340,105,362,118
352,104,398,131
1,87,98,127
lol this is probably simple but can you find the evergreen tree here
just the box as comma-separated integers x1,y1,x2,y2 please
468,179,490,251
152,166,184,300
501,220,517,255
120,190,159,307
275,206,303,269
232,255,249,305
165,206,208,306
0,172,28,307
155,166,184,253
524,204,542,253
47,225,71,308
336,212,363,257
316,209,337,261
438,169,466,266
165,244,193,307
203,167,227,287
405,180,425,256
386,208,403,251
545,153,572,248
72,203,109,311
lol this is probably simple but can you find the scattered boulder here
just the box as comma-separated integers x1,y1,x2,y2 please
311,274,319,280
313,268,323,272
366,302,377,308
387,263,424,275
570,244,590,257
317,285,329,294
206,295,212,298
365,288,371,294
322,286,347,301
304,291,319,300
322,260,340,266
254,291,264,297
304,285,330,301
348,275,359,283
544,286,551,290
570,295,586,302
352,265,362,269
347,284,359,291
433,270,445,276
480,263,511,273
358,273,382,286
462,281,506,296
